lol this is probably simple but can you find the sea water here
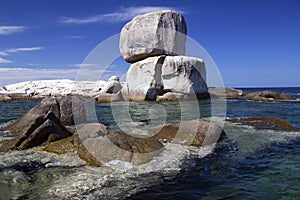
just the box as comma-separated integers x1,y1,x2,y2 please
0,87,299,199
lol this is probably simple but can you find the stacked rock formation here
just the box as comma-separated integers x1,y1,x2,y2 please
120,10,209,101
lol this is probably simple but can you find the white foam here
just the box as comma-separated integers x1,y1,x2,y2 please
104,160,133,169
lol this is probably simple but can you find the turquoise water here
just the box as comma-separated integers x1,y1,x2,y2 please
0,88,300,199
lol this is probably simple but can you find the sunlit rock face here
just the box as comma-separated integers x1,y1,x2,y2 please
122,55,208,101
120,10,187,63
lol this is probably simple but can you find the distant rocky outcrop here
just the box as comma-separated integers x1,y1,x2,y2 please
120,10,187,63
243,90,296,102
0,77,125,102
209,87,243,98
120,10,209,101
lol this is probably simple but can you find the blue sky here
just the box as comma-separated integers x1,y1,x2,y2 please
0,0,299,87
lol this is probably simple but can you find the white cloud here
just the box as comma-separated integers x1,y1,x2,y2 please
5,46,43,53
64,35,85,39
0,26,27,35
69,63,99,68
0,58,13,63
0,51,9,56
59,6,184,24
0,67,110,85
0,68,78,85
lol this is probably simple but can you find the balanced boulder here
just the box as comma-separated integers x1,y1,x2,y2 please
122,56,208,101
120,10,187,63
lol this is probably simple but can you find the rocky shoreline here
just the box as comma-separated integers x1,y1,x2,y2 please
0,81,296,103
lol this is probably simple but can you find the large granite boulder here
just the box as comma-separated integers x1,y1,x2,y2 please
0,96,87,151
122,56,208,101
4,96,86,133
0,112,72,151
120,10,187,63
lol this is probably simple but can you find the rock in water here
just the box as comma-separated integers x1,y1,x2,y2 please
4,96,86,133
120,10,187,63
208,87,243,98
243,90,296,102
0,112,72,151
122,56,208,101
101,76,122,94
152,120,226,147
0,96,87,151
229,116,299,131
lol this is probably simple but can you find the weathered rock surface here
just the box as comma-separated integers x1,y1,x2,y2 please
243,90,296,102
0,96,87,151
2,79,109,99
0,112,72,151
0,94,12,101
209,87,243,98
100,76,122,94
120,10,187,63
44,124,105,167
229,116,299,131
122,56,208,101
95,93,122,103
152,120,226,147
156,92,184,101
4,96,86,133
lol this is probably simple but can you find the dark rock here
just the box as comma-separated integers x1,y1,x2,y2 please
277,92,296,100
0,112,72,151
243,90,295,102
152,120,226,147
107,133,163,153
4,96,86,133
44,123,162,166
43,131,102,167
0,94,12,101
228,116,299,131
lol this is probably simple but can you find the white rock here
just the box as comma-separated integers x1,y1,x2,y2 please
120,10,187,63
122,56,208,101
101,76,122,94
2,79,109,97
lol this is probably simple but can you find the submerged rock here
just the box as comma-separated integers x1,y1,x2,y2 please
152,120,226,147
120,10,187,63
229,116,299,131
43,129,103,167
